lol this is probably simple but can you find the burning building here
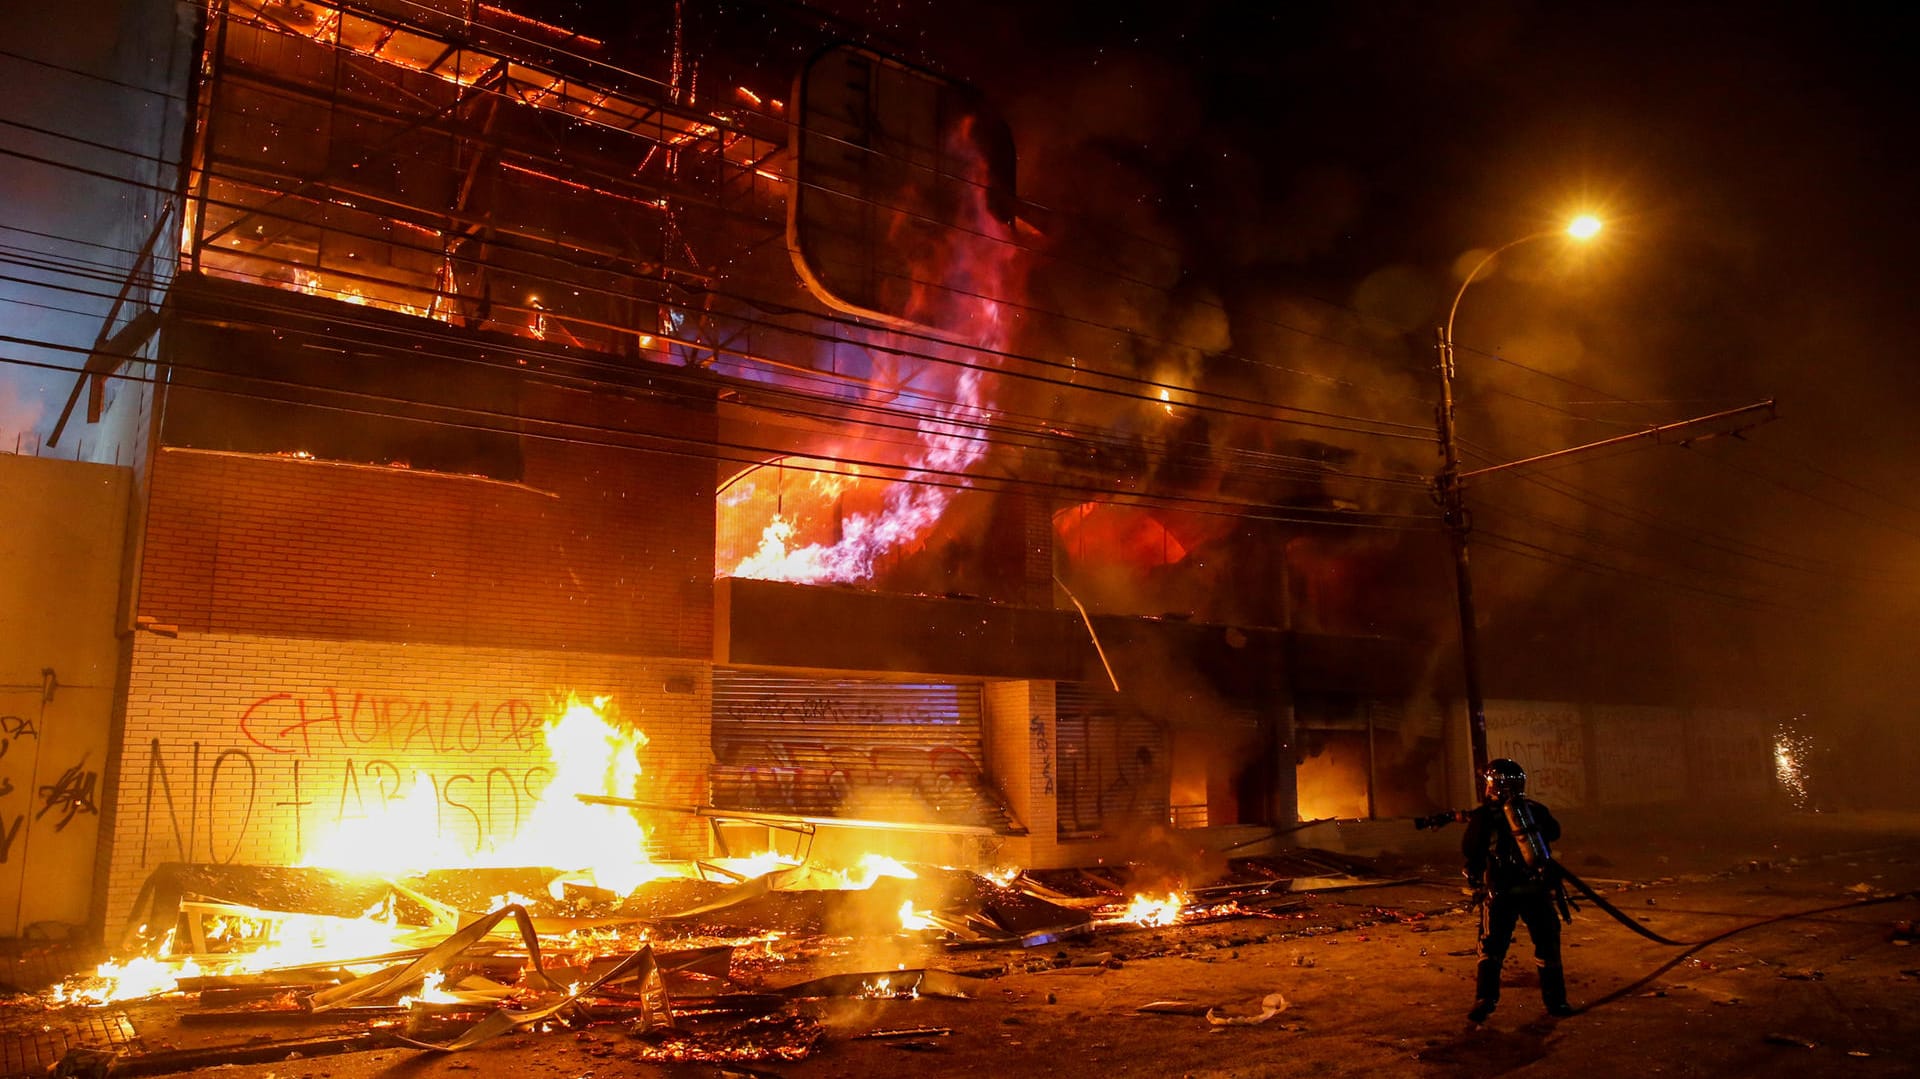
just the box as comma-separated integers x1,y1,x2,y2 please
1,0,1783,956
24,0,1309,936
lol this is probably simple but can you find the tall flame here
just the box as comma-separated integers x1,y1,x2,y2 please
301,694,670,891
727,368,993,584
723,113,1022,586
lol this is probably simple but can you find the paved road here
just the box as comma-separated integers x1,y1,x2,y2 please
29,810,1920,1079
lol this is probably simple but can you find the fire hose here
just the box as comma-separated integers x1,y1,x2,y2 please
1418,810,1691,946
1551,863,1691,946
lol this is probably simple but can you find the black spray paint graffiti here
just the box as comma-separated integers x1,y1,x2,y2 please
0,714,38,765
139,740,556,866
0,714,41,862
710,741,986,819
36,753,100,831
1055,716,1167,833
1030,715,1055,796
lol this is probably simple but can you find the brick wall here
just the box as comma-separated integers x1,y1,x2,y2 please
102,631,712,931
108,415,723,929
138,435,713,657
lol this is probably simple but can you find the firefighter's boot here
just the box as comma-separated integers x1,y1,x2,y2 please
1468,957,1501,1022
1540,963,1574,1018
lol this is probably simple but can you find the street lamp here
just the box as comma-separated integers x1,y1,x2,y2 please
1434,215,1601,783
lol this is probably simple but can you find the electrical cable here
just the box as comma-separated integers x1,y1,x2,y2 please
0,137,1441,450
0,20,1450,427
0,347,1443,534
0,259,1438,496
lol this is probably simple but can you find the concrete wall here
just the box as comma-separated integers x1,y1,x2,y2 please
1688,708,1776,800
1485,700,1589,807
0,453,131,936
1484,699,1773,811
1590,704,1689,805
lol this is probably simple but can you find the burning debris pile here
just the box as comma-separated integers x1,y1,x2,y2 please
35,850,1396,1072
32,857,1154,1071
28,694,1396,1075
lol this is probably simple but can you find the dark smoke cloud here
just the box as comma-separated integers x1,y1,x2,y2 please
881,2,1920,794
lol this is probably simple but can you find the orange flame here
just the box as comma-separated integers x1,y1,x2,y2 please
899,900,938,931
1119,891,1187,927
300,694,669,893
719,111,1022,587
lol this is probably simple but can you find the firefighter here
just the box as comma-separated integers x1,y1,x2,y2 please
1462,758,1575,1021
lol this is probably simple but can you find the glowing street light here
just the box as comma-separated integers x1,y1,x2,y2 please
1434,216,1601,781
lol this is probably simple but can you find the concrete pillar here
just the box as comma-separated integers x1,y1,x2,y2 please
1271,698,1299,824
1443,697,1476,807
983,680,1057,867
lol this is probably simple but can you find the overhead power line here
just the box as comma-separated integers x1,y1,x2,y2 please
0,346,1443,534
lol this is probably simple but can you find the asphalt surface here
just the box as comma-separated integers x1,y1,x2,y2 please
10,807,1920,1078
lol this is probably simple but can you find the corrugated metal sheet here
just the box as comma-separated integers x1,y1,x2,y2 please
1055,683,1170,837
710,669,1006,828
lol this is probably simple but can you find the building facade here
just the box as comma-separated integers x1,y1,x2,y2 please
1,0,1779,941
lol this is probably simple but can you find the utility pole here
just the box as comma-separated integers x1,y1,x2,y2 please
1432,322,1775,780
1433,325,1491,781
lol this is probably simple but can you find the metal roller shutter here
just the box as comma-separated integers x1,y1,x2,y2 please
710,669,1006,829
1055,683,1170,838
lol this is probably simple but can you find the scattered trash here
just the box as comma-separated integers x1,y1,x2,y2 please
1291,953,1316,968
778,969,981,1000
1847,1050,1872,1058
1205,992,1287,1027
1136,1001,1210,1016
1844,883,1876,895
855,1027,952,1040
1778,969,1825,981
1763,1033,1818,1049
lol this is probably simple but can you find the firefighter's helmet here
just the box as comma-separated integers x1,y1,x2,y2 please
1483,758,1527,802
